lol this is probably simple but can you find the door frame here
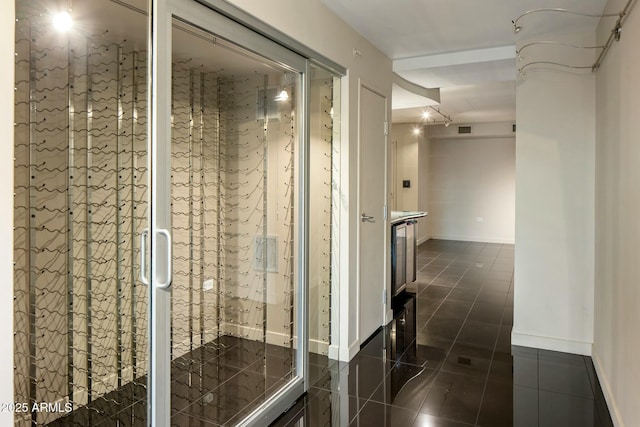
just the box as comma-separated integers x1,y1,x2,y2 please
356,80,390,345
150,1,311,425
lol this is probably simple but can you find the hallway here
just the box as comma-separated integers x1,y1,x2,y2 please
271,240,614,427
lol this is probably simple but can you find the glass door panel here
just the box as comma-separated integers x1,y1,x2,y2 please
13,1,343,426
308,65,340,361
13,0,150,425
162,5,306,425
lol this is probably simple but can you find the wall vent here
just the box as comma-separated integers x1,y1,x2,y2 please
458,126,471,134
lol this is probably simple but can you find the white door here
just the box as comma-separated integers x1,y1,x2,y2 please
359,85,387,343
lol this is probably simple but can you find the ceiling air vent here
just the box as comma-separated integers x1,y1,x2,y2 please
458,126,471,134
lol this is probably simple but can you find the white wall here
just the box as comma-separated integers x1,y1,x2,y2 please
391,123,430,243
593,0,640,424
428,122,515,244
417,126,430,244
393,125,420,211
0,2,14,424
513,30,596,355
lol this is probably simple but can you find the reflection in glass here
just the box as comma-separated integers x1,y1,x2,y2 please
168,24,343,422
13,0,150,425
170,19,299,425
13,1,341,425
309,65,340,358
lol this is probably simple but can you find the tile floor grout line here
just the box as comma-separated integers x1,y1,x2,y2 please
282,241,517,427
437,250,491,358
171,341,289,424
428,251,486,323
271,241,613,426
473,248,510,426
420,243,511,426
424,242,510,424
360,243,489,424
411,244,499,424
416,256,468,333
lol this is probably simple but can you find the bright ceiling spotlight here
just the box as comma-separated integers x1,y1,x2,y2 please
413,127,421,135
427,106,453,127
512,21,522,34
274,88,289,102
52,11,73,33
421,110,431,120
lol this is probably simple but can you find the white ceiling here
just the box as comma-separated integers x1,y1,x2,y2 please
322,0,609,124
39,0,611,124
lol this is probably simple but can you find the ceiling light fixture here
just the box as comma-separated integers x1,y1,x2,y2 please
512,8,620,34
421,111,431,120
274,88,289,102
413,126,421,135
514,0,634,73
52,11,73,33
426,106,453,126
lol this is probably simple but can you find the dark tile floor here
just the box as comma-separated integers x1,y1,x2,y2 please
47,335,304,426
47,239,614,427
271,239,615,427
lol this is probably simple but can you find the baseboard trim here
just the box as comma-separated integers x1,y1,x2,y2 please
309,338,330,355
592,351,625,427
328,344,340,361
511,331,592,355
430,234,515,244
225,324,330,354
339,339,360,362
416,235,431,245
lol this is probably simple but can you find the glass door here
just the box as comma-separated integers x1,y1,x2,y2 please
150,1,308,425
13,1,151,425
13,1,330,426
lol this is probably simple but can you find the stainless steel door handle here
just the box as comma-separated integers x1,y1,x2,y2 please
361,213,375,223
140,228,149,285
156,228,173,289
139,228,172,289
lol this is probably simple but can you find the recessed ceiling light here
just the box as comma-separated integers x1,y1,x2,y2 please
274,88,289,101
421,111,430,119
52,11,73,33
